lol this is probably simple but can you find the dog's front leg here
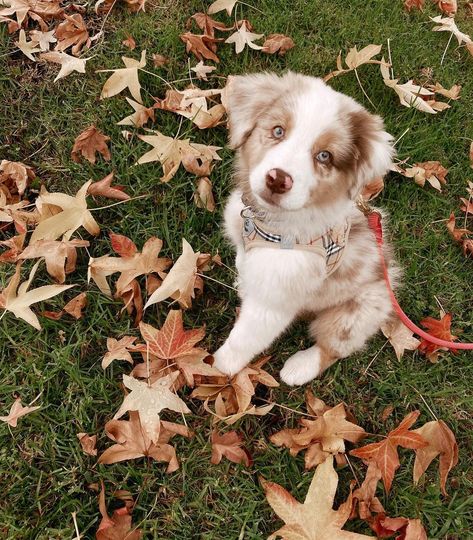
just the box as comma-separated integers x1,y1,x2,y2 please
213,297,297,376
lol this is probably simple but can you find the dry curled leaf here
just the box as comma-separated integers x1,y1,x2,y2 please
401,161,448,191
187,12,233,38
0,397,41,427
77,432,97,456
434,0,457,15
88,172,130,201
117,98,155,128
30,29,57,51
194,177,215,211
404,0,424,11
446,212,471,243
0,234,25,263
43,292,87,320
122,34,136,50
210,430,251,466
430,16,473,57
180,32,221,63
262,34,295,56
96,481,142,539
262,456,374,539
208,0,238,16
0,159,35,197
349,461,385,520
152,53,168,67
324,44,383,81
54,14,90,56
71,125,111,164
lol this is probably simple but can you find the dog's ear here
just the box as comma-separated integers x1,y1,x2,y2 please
347,109,395,199
223,72,282,149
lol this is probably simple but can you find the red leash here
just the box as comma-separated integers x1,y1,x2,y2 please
366,209,473,351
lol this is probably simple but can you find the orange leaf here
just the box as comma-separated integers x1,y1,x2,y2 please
210,430,251,466
71,125,111,164
418,312,458,361
88,172,130,201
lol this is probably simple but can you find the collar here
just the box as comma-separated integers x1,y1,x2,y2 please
240,198,351,276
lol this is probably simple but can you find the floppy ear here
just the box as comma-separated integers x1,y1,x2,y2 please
347,109,395,199
223,72,283,149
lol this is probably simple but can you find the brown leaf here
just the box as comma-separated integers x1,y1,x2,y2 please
102,336,137,369
0,397,41,427
349,462,385,520
0,233,26,263
152,53,168,67
262,34,295,56
194,177,215,211
71,125,111,164
418,312,458,362
96,481,142,539
361,176,384,201
180,32,221,63
187,12,233,38
412,420,458,495
191,60,216,81
404,0,424,11
434,0,457,15
324,44,383,81
446,213,471,243
0,159,35,196
381,317,420,360
88,172,130,201
77,432,97,456
210,430,251,466
402,161,448,191
122,35,136,50
54,14,90,56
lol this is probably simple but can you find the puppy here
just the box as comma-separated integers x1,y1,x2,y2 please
213,71,400,386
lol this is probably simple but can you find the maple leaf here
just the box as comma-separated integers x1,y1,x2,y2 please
380,61,444,114
262,34,295,56
88,172,130,201
77,432,97,456
263,456,374,539
434,0,457,15
50,291,87,319
19,239,89,283
460,197,473,215
0,261,74,330
97,50,146,103
187,12,234,38
54,14,90,56
361,176,384,201
350,411,427,492
40,51,88,82
324,44,384,81
71,125,111,164
211,430,251,466
191,60,216,81
29,29,57,51
208,0,237,15
0,397,40,427
430,16,473,57
117,97,155,128
402,161,448,191
368,514,427,540
381,318,420,360
412,420,458,495
446,212,471,243
180,32,221,63
114,372,190,443
427,81,461,100
0,159,34,196
0,0,63,27
349,461,385,520
96,481,142,540
404,0,424,11
225,20,264,54
144,239,200,310
88,234,170,297
194,177,215,212
122,34,136,50
0,233,25,263
99,411,192,472
30,180,100,243
136,130,222,181
102,336,137,369
418,312,458,362
16,29,41,61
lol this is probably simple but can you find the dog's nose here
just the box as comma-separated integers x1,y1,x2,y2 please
265,168,293,194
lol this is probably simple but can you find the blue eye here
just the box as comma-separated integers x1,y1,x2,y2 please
316,150,331,163
272,126,285,138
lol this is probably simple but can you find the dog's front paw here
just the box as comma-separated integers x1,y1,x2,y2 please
280,348,321,386
213,344,249,377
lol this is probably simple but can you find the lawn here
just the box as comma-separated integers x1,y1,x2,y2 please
1,0,472,538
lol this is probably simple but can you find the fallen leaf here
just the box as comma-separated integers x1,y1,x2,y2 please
361,177,384,201
194,177,215,211
404,0,424,11
460,197,473,215
262,34,295,56
324,44,384,81
446,212,471,242
350,411,427,492
29,29,57,51
208,0,238,16
88,172,130,201
180,32,221,63
0,159,34,196
114,372,190,443
412,420,458,495
0,261,74,330
430,15,473,57
71,125,111,164
16,29,41,61
211,430,251,466
225,20,264,54
117,97,155,128
381,318,420,360
152,53,168,67
0,0,63,26
99,410,192,472
102,336,137,369
262,456,374,539
30,180,100,243
54,14,90,56
144,238,200,310
402,161,448,191
191,60,216,80
0,234,25,263
19,239,89,283
349,461,385,520
136,130,222,181
187,12,233,38
427,82,461,99
77,432,97,456
0,397,41,427
96,481,142,539
40,51,88,82
98,50,146,103
434,0,457,14
418,312,458,362
122,34,136,50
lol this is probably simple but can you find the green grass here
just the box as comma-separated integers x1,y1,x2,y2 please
1,0,473,538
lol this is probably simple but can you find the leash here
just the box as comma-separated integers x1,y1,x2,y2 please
358,199,473,351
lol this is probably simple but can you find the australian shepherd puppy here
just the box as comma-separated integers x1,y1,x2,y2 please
213,71,400,386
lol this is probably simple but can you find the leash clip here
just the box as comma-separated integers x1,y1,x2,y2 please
355,196,374,217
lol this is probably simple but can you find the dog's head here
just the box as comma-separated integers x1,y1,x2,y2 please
224,71,394,212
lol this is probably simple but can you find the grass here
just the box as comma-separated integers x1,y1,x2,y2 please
1,0,473,538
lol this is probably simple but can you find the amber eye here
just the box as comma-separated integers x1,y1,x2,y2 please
316,150,331,163
272,126,285,139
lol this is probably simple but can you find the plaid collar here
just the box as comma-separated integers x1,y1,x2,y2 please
240,201,351,275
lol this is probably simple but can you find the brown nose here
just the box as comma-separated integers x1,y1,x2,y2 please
265,168,293,194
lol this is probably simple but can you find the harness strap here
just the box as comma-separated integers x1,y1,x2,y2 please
367,210,473,351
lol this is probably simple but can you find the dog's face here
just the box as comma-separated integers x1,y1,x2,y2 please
224,72,394,211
